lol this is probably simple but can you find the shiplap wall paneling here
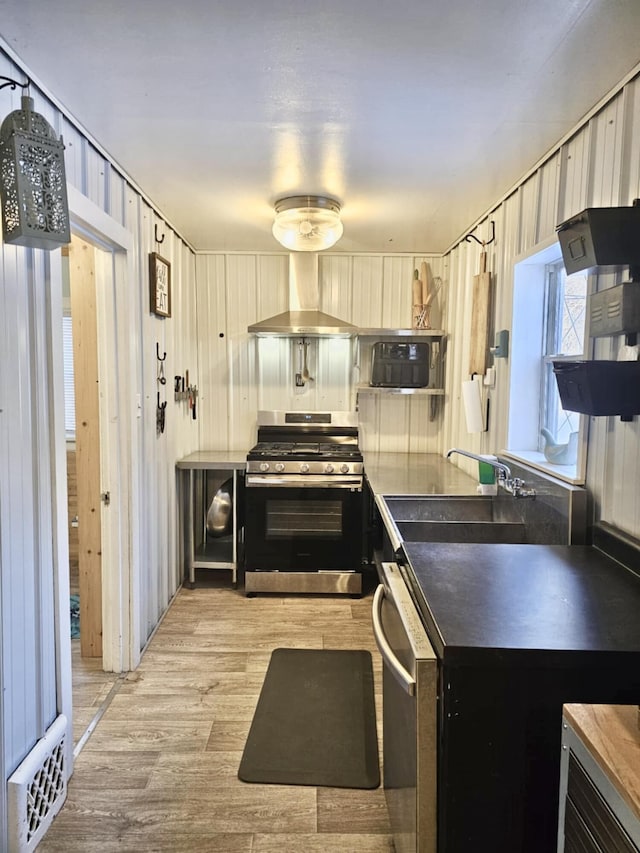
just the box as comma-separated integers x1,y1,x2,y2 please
319,254,352,322
139,210,164,638
588,95,626,207
423,256,447,333
491,197,520,452
441,247,461,454
316,337,354,411
227,255,261,448
602,418,640,534
517,174,540,256
105,162,127,227
61,117,89,197
122,187,149,653
196,254,230,449
381,257,415,328
482,207,510,454
536,153,562,245
154,231,178,611
31,249,58,728
379,396,412,452
350,256,384,328
558,123,593,225
0,244,57,768
2,245,39,770
620,78,640,200
167,237,190,596
252,255,288,413
173,246,199,461
444,242,480,471
138,221,178,637
356,393,441,455
256,336,291,412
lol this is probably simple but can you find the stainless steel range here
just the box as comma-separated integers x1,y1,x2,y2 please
244,410,364,595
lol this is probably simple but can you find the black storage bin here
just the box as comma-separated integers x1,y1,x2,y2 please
556,206,640,274
553,359,640,416
370,342,429,388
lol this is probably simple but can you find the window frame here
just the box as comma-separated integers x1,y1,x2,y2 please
503,239,591,486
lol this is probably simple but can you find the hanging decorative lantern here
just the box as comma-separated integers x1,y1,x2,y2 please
0,92,70,249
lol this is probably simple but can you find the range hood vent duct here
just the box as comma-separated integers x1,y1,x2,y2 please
248,253,356,337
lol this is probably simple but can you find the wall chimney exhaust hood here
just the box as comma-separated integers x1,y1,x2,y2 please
248,253,356,337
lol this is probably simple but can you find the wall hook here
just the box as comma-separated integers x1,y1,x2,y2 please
154,224,165,244
156,342,166,361
464,219,496,247
0,75,30,94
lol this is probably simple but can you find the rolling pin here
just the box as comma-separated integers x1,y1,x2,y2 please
412,269,422,328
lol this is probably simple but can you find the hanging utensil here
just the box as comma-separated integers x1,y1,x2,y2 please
302,338,314,382
295,338,305,386
412,269,422,329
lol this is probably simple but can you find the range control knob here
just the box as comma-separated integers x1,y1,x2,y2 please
340,463,350,474
259,462,270,472
300,463,310,474
325,463,334,474
275,462,285,473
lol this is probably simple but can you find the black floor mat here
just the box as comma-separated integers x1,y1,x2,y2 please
238,648,380,789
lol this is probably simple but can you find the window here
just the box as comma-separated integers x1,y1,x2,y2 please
506,241,590,484
540,261,588,449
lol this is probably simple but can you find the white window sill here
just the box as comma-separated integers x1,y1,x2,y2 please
501,450,585,486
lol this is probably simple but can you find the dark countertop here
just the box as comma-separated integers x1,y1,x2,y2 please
402,542,640,666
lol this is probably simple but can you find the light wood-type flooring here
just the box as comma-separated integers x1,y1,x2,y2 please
39,572,394,852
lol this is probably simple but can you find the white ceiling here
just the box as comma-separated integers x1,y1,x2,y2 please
1,0,639,253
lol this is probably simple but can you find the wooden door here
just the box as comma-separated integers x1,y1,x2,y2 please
68,235,102,658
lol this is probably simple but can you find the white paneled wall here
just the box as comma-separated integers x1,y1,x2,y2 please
443,71,640,539
195,252,446,452
0,46,199,848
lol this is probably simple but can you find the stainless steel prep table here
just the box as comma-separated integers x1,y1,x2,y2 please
176,451,247,588
363,451,479,497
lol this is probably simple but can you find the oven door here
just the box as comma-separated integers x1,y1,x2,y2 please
244,476,363,571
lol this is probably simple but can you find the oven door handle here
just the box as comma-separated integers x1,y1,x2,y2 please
245,474,362,489
372,583,416,696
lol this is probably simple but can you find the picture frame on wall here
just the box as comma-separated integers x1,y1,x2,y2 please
149,252,171,317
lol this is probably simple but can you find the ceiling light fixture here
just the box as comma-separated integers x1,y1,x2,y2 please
0,76,70,250
272,195,343,252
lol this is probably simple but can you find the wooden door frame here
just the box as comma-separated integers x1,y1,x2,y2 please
54,187,140,716
68,236,103,658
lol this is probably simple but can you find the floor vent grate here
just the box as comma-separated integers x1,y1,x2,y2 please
7,715,68,852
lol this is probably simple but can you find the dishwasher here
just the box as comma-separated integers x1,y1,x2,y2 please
372,561,438,853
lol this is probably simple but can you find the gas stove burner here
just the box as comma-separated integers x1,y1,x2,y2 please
250,441,359,459
247,411,363,476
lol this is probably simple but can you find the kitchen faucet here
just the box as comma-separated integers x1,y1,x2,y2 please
446,448,536,498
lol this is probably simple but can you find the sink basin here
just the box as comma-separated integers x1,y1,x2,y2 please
382,496,527,544
394,519,526,543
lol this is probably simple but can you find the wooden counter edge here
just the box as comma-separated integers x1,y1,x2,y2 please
564,703,640,824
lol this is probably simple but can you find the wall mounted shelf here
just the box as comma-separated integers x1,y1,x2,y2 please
355,330,446,417
357,328,445,337
356,384,444,396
